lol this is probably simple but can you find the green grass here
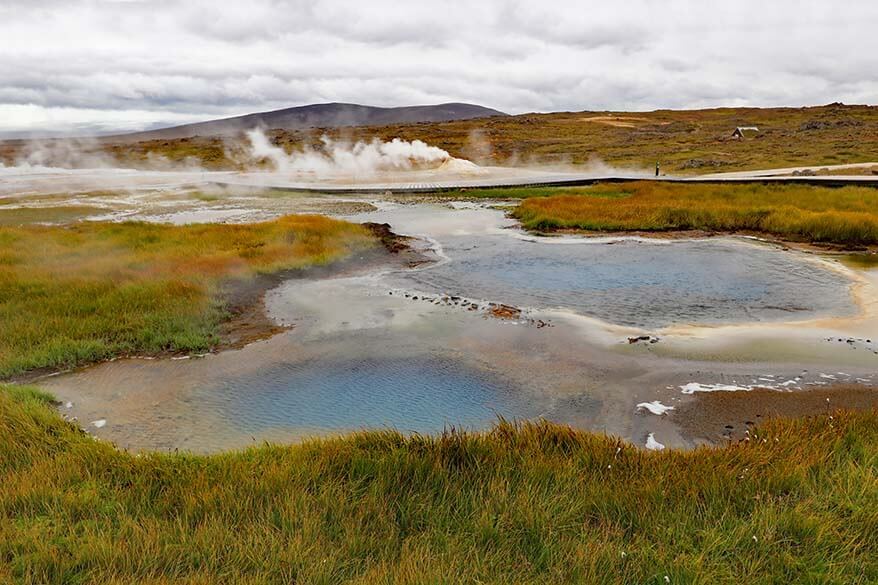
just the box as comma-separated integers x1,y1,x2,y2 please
0,205,107,226
1,385,876,583
0,216,375,379
190,191,222,202
508,182,878,246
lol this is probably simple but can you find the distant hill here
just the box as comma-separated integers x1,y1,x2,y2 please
7,103,874,174
113,102,507,141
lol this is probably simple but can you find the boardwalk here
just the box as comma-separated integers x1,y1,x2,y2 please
213,163,878,194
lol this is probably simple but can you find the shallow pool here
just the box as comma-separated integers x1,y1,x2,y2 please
392,233,854,329
192,356,535,435
40,203,874,452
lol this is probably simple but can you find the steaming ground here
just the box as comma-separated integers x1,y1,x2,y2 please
0,143,548,227
245,129,455,175
0,128,652,201
34,201,878,453
4,142,878,452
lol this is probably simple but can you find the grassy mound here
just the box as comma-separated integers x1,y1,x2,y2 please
1,386,876,583
509,182,878,246
0,216,374,379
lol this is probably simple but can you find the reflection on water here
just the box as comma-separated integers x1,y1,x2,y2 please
193,356,535,435
840,253,878,270
40,203,876,453
394,234,854,328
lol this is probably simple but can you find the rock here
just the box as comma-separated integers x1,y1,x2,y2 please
488,303,521,320
361,222,410,254
679,158,730,170
628,335,659,344
798,118,863,131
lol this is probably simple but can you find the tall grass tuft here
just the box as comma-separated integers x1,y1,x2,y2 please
1,385,876,583
0,216,375,379
511,182,878,245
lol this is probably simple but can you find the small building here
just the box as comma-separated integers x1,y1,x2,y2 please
731,126,760,139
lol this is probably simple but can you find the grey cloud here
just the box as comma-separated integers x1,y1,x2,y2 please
0,0,876,135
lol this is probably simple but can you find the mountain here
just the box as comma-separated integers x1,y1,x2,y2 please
113,102,507,141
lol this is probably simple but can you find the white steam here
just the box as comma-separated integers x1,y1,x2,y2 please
245,128,453,176
3,137,204,172
11,137,119,170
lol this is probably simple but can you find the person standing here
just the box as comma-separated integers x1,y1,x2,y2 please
655,162,660,177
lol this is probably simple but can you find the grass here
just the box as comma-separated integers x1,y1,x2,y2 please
507,182,878,246
0,216,375,379
292,104,878,173
1,385,876,583
3,104,877,174
0,205,107,226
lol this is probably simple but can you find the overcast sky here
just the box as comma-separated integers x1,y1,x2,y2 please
1,0,876,136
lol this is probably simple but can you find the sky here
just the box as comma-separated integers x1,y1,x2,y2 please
1,0,876,136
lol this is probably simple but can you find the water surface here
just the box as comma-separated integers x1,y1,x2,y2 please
363,205,856,328
193,356,535,435
41,203,874,453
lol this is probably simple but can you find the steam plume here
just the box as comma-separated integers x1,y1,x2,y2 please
245,128,452,175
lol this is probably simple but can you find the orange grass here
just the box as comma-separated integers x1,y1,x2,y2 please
1,385,876,583
0,216,375,378
512,182,878,245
